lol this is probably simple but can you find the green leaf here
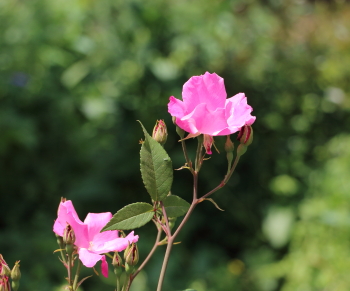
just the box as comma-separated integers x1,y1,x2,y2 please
139,121,173,201
101,202,154,231
163,195,190,217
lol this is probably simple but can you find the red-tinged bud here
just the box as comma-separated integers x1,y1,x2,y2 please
112,252,123,277
0,264,10,277
63,224,75,245
152,120,168,146
0,277,11,291
237,125,253,146
203,134,214,155
124,243,139,267
11,261,21,282
0,254,11,277
112,252,122,268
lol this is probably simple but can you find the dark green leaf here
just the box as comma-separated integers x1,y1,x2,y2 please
163,195,190,217
101,202,154,231
139,121,173,201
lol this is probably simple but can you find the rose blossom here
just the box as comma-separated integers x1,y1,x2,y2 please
53,200,139,277
168,72,255,154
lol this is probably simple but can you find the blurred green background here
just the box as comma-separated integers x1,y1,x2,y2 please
1,0,350,290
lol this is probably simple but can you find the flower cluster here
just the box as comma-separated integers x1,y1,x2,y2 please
53,200,138,277
168,72,255,154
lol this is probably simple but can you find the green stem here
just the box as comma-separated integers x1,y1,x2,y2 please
195,136,204,172
199,152,241,200
72,259,82,291
181,139,194,173
67,256,72,288
156,172,199,291
116,275,121,291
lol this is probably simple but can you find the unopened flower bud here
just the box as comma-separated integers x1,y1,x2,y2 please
152,120,168,146
11,261,21,282
0,264,10,277
237,125,253,146
112,252,123,268
0,255,11,278
124,243,139,267
0,277,11,291
225,136,234,153
203,134,214,155
63,224,75,245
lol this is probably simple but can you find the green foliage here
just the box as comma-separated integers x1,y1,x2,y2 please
163,195,190,218
102,203,154,231
139,122,173,201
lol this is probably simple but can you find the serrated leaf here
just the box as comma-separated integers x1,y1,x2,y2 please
163,195,190,217
101,202,154,231
139,121,173,201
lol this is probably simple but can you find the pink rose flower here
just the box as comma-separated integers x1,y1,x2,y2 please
53,200,139,277
168,72,256,154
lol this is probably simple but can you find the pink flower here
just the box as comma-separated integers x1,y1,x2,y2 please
168,72,256,154
53,200,139,277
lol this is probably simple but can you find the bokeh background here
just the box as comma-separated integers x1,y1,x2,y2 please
1,0,350,290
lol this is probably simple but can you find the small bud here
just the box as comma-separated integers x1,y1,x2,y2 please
152,120,168,146
0,264,11,277
63,224,75,245
112,252,123,277
11,261,21,282
0,254,11,277
124,243,139,267
237,125,253,146
203,134,214,155
112,252,122,268
0,277,11,291
224,136,234,153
